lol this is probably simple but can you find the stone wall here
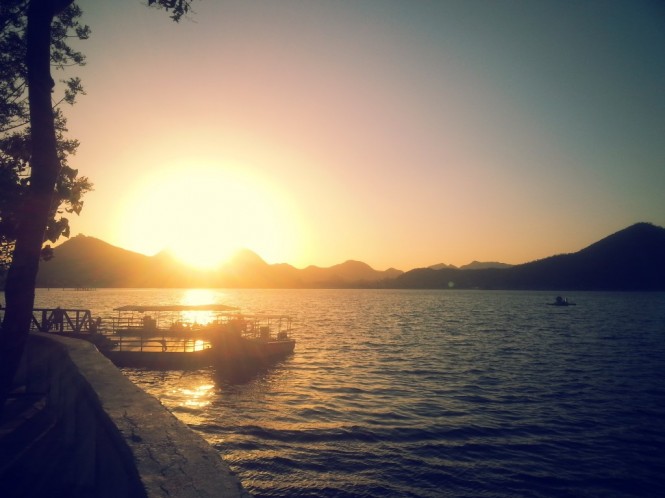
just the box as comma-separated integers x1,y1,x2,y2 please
10,333,250,497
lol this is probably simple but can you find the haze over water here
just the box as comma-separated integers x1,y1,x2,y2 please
29,288,665,497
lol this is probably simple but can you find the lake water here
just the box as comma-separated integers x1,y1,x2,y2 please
26,288,665,497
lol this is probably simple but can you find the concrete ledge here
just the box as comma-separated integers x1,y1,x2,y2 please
12,333,250,497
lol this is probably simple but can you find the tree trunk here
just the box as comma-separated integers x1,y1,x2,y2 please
0,0,72,410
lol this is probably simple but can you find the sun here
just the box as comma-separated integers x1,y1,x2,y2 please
114,162,301,269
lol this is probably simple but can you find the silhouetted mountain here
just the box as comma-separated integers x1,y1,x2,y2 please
25,223,665,289
301,260,402,286
428,261,511,270
36,235,148,287
213,249,294,288
35,235,207,287
429,263,457,270
392,223,665,290
213,256,402,288
459,261,513,270
32,236,401,288
504,222,665,290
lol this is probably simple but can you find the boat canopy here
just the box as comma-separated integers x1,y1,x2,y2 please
113,304,240,312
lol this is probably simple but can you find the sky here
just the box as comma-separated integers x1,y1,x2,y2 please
59,0,665,271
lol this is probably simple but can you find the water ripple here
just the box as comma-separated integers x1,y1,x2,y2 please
34,288,665,497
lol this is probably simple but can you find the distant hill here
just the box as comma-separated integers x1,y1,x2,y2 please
10,222,665,290
391,223,665,291
301,260,403,286
504,222,665,290
428,261,511,271
35,235,209,288
33,235,402,288
428,263,457,270
459,261,513,270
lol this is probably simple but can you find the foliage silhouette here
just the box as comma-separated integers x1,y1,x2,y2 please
0,0,195,412
0,0,92,271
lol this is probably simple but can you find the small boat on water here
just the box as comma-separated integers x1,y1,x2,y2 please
102,304,296,370
548,296,576,307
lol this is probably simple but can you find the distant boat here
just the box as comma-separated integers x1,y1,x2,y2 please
102,304,296,369
548,296,576,306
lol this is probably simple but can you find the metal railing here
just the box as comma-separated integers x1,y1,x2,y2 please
109,336,211,353
30,308,94,334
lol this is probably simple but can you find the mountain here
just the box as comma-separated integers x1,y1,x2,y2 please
18,222,665,290
32,235,402,288
35,235,208,288
428,261,512,270
459,261,513,270
429,263,457,270
392,223,665,291
301,260,403,286
504,222,665,290
213,256,403,288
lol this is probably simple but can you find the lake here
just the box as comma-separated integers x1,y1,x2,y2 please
26,288,665,497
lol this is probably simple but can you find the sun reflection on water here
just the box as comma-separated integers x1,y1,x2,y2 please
179,383,215,409
179,289,226,325
181,289,217,305
193,339,208,352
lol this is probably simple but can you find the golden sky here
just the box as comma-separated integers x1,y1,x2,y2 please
61,0,665,270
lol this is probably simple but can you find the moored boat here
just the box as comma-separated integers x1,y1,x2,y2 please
211,314,296,369
102,304,296,370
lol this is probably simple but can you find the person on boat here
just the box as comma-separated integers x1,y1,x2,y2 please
89,317,101,334
554,296,569,306
52,307,64,331
143,315,157,331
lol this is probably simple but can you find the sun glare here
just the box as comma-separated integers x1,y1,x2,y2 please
179,289,219,324
115,162,301,269
181,289,217,305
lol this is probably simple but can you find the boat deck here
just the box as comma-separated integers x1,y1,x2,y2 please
7,306,296,370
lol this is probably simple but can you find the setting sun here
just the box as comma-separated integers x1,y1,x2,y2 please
113,162,301,269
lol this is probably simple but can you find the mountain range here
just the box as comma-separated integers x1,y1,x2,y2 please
391,222,665,291
33,236,404,288
20,222,665,290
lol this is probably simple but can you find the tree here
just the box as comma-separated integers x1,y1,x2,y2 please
0,0,194,409
0,0,91,272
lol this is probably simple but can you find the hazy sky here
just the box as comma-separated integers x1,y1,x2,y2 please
62,0,665,270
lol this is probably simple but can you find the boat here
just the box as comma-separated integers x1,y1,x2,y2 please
101,304,296,370
104,345,214,369
548,296,576,306
210,314,296,370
